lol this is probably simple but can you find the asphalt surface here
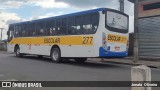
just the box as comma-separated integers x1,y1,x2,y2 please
0,53,160,90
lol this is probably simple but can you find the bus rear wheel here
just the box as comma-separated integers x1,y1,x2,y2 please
51,48,61,63
15,46,23,57
75,58,87,63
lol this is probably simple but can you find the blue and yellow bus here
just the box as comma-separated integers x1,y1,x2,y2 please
7,8,129,63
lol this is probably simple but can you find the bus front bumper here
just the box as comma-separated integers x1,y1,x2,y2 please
99,47,128,57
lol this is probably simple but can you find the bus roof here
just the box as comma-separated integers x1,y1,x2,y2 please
10,8,107,26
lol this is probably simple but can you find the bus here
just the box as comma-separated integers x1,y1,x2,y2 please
7,8,129,63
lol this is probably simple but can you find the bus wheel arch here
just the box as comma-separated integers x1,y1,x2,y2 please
50,45,62,63
14,44,23,57
14,44,19,52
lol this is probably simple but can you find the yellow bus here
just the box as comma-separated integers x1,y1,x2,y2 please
7,8,129,63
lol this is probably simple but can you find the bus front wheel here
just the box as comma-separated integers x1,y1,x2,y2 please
15,46,23,57
51,48,61,63
74,58,87,63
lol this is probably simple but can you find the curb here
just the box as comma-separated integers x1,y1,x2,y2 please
101,60,140,66
88,58,160,69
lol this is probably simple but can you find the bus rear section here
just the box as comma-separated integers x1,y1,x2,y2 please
99,9,129,57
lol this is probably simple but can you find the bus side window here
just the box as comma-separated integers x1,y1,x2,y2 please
46,20,55,36
56,19,67,35
8,25,14,42
82,15,92,34
61,18,67,35
76,16,83,34
14,25,20,37
91,13,99,34
28,23,36,37
56,19,61,35
22,24,28,37
36,22,45,36
68,17,76,35
19,25,22,37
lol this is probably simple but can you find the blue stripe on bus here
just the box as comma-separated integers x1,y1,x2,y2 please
99,47,128,57
11,8,107,25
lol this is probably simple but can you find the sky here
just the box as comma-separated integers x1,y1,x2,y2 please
0,0,134,40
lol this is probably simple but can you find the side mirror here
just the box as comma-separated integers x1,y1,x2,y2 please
102,10,106,14
7,31,9,35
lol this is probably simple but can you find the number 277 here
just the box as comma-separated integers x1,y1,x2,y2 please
82,37,93,44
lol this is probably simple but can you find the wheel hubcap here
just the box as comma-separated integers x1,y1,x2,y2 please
52,50,59,61
16,49,20,56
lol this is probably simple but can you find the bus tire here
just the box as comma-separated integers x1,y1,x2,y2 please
15,46,23,57
75,58,87,63
51,48,61,63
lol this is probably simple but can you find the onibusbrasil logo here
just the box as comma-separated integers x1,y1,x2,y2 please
1,82,42,87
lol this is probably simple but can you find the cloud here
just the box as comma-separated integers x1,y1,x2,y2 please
29,0,69,8
29,12,64,20
0,0,26,9
0,0,134,40
55,0,134,32
0,12,21,26
37,12,64,19
55,0,119,9
0,11,22,40
0,0,69,9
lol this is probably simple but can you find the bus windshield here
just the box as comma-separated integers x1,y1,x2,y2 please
106,10,128,33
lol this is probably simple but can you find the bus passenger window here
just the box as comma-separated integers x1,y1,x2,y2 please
28,23,36,37
49,27,56,35
15,31,19,37
14,25,20,37
56,19,62,35
75,16,83,34
56,18,67,35
19,26,22,37
22,31,26,36
83,24,92,34
76,25,81,34
46,20,55,36
82,15,91,34
40,29,44,35
8,25,14,42
91,13,99,34
93,25,98,32
57,27,60,34
36,22,45,36
53,28,56,35
32,31,36,36
71,26,76,34
49,28,52,34
21,24,28,37
68,17,76,35
61,18,67,35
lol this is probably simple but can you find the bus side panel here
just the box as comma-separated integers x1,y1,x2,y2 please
7,43,15,52
20,44,30,54
89,11,104,58
20,44,51,56
60,45,95,57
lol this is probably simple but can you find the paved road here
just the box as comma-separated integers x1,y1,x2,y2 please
0,53,160,90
